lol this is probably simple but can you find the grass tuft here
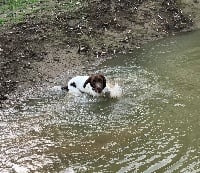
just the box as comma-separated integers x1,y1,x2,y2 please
0,0,85,25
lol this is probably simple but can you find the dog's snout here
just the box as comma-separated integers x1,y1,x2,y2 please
96,86,102,93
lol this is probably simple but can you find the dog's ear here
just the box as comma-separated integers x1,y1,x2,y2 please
100,74,106,89
83,77,91,88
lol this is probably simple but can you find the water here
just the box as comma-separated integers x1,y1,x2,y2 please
1,30,200,172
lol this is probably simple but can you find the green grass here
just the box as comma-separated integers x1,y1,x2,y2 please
0,0,39,24
0,0,85,25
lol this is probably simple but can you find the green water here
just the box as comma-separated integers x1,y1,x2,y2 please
1,30,200,172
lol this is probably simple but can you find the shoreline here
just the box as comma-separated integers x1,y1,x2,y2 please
0,0,197,104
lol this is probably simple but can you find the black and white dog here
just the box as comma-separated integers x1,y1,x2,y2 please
52,74,122,98
61,74,107,96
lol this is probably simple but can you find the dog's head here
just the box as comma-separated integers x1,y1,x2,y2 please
83,74,106,93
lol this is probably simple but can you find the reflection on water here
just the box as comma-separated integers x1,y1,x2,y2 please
1,30,200,172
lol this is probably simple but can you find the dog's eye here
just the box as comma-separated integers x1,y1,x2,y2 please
98,79,102,82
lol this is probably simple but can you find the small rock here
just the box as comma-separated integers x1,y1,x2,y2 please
0,94,8,100
63,167,75,173
53,57,60,62
12,164,29,173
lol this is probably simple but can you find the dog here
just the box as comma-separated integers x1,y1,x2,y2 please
61,74,107,96
52,74,122,98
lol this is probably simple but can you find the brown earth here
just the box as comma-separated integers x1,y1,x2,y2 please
0,0,194,104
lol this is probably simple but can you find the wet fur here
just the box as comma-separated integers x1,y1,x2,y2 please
63,74,107,96
52,74,122,98
83,74,106,93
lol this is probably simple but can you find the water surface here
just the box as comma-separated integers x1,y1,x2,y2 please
1,30,200,172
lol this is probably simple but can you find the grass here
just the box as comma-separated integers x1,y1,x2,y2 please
0,0,85,25
0,0,39,24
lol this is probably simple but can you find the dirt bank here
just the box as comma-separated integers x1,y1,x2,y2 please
178,0,200,29
0,0,194,104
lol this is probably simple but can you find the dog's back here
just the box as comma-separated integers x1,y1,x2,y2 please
67,76,89,95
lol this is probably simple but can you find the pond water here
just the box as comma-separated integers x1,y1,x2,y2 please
1,30,200,173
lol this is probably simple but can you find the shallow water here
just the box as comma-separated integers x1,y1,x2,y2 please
1,30,200,172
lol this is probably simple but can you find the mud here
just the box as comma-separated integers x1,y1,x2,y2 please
0,0,194,104
178,0,200,29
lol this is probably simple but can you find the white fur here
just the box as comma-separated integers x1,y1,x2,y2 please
51,76,122,98
67,76,100,96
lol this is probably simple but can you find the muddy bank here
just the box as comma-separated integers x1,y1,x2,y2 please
0,0,194,103
178,0,200,29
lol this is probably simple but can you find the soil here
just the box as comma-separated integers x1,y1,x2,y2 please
0,0,194,104
178,0,200,29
